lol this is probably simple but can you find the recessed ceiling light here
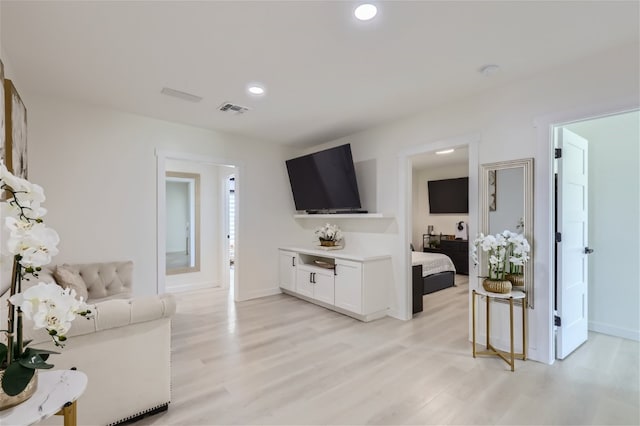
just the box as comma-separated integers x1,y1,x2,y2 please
436,149,455,155
354,4,377,21
247,84,265,96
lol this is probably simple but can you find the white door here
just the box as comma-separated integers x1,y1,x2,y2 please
556,128,590,359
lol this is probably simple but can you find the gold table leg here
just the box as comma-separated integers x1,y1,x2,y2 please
472,292,527,372
509,296,515,372
56,401,77,426
486,292,490,348
523,295,527,361
472,290,476,357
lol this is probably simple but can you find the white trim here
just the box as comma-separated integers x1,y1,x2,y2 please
237,286,282,301
155,149,242,300
533,99,640,365
589,321,640,342
165,281,221,294
398,133,480,322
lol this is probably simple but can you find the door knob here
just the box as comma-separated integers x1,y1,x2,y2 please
584,247,594,254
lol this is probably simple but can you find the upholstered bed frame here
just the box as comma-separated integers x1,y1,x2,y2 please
412,265,455,314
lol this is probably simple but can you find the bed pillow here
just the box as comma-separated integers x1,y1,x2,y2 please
53,264,89,301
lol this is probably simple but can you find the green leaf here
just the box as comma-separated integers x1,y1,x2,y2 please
23,347,59,356
17,352,54,370
2,362,35,396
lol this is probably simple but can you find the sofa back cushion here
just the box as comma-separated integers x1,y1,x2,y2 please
36,261,133,302
53,265,89,301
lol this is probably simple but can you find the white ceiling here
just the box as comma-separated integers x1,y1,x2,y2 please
1,1,638,147
412,146,469,170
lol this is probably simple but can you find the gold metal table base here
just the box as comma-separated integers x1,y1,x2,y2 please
472,289,527,372
56,400,78,426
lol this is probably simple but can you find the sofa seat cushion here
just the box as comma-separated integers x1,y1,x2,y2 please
23,293,176,345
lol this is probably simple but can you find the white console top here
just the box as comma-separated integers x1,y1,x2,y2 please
280,246,391,262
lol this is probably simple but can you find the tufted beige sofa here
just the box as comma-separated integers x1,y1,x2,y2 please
1,261,176,426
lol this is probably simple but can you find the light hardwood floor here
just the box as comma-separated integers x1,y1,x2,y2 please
139,277,639,425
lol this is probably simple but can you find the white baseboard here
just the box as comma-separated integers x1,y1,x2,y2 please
236,286,282,301
165,281,219,293
589,321,640,341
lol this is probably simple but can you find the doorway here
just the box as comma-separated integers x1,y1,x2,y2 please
156,151,239,298
553,110,640,359
410,147,471,312
400,133,479,321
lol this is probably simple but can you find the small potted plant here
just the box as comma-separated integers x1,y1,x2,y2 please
315,223,343,247
471,230,530,294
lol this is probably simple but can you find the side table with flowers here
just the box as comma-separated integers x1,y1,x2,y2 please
0,162,94,410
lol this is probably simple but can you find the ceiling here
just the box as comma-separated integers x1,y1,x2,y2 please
1,1,638,147
412,146,469,170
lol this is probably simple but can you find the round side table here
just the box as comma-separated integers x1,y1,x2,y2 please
0,370,87,426
472,288,527,371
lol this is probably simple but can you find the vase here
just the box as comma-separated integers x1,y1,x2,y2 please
482,278,512,294
0,370,38,411
319,239,336,247
506,273,525,290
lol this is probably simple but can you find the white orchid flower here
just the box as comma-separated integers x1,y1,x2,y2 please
9,282,95,347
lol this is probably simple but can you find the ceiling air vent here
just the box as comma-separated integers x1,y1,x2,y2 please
218,102,250,115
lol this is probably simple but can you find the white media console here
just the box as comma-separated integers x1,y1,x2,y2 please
279,247,392,321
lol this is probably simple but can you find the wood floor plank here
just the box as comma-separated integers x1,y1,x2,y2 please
137,277,639,425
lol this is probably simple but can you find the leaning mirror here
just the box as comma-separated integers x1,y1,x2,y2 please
166,172,201,275
480,158,534,307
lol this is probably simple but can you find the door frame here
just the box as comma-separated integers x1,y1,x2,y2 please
398,133,480,321
156,150,241,297
534,99,639,364
222,173,235,290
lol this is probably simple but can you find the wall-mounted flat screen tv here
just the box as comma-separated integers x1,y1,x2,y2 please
285,144,363,213
428,177,469,214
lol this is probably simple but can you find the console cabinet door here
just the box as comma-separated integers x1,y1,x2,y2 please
279,251,297,291
334,260,363,314
313,269,335,305
295,265,315,298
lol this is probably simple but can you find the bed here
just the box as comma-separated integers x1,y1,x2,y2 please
411,251,456,295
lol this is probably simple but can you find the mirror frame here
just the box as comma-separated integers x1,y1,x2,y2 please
166,171,201,275
480,158,534,308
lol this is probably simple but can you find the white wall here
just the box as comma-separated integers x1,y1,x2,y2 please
565,111,640,341
21,94,298,301
412,163,469,250
292,41,639,363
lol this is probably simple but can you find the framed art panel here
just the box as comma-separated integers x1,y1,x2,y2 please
5,78,27,179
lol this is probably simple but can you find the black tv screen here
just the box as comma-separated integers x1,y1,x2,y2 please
428,177,469,214
285,144,362,212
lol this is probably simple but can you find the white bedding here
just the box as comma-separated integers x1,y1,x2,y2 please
411,251,456,277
